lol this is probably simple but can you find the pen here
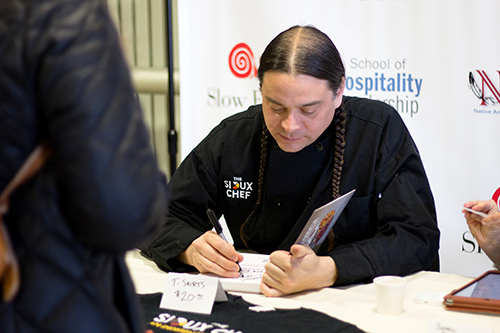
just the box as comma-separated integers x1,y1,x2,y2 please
206,208,243,277
462,207,489,218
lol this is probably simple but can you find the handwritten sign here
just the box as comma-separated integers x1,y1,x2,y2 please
160,273,227,315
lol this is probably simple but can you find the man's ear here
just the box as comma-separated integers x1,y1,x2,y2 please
333,77,345,108
337,76,346,97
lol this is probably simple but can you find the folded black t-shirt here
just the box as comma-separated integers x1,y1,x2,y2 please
138,293,365,333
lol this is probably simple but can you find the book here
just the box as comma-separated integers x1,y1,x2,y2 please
295,189,356,252
212,189,355,293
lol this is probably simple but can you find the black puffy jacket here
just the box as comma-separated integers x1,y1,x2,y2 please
0,0,168,331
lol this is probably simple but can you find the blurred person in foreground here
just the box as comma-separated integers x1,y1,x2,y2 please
0,0,169,331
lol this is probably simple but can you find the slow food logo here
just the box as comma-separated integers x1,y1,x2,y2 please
228,43,257,79
206,43,261,109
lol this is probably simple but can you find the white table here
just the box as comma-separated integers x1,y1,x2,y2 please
126,249,499,333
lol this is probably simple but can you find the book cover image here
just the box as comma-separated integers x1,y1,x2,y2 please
295,189,355,252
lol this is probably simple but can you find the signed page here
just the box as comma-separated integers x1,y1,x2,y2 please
206,253,270,294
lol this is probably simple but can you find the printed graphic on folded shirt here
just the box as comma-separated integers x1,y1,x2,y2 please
138,292,365,333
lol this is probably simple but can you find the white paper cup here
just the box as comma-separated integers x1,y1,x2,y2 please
374,275,406,316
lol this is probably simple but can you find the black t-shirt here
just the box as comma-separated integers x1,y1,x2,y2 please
138,293,365,333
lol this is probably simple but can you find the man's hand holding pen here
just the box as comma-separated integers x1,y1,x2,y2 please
174,209,243,278
177,231,243,278
206,209,243,277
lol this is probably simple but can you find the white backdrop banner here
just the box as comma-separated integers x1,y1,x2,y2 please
178,0,500,277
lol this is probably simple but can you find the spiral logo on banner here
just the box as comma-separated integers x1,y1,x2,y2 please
228,43,257,79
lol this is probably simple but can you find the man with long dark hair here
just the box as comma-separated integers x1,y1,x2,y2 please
144,25,439,297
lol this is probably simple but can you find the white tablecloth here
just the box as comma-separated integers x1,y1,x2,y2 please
126,250,499,333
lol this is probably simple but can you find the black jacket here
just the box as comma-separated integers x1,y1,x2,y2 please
144,97,439,286
0,0,168,331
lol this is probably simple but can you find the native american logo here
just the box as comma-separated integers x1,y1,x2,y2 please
468,70,500,106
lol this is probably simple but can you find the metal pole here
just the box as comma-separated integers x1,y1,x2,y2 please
166,0,177,177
